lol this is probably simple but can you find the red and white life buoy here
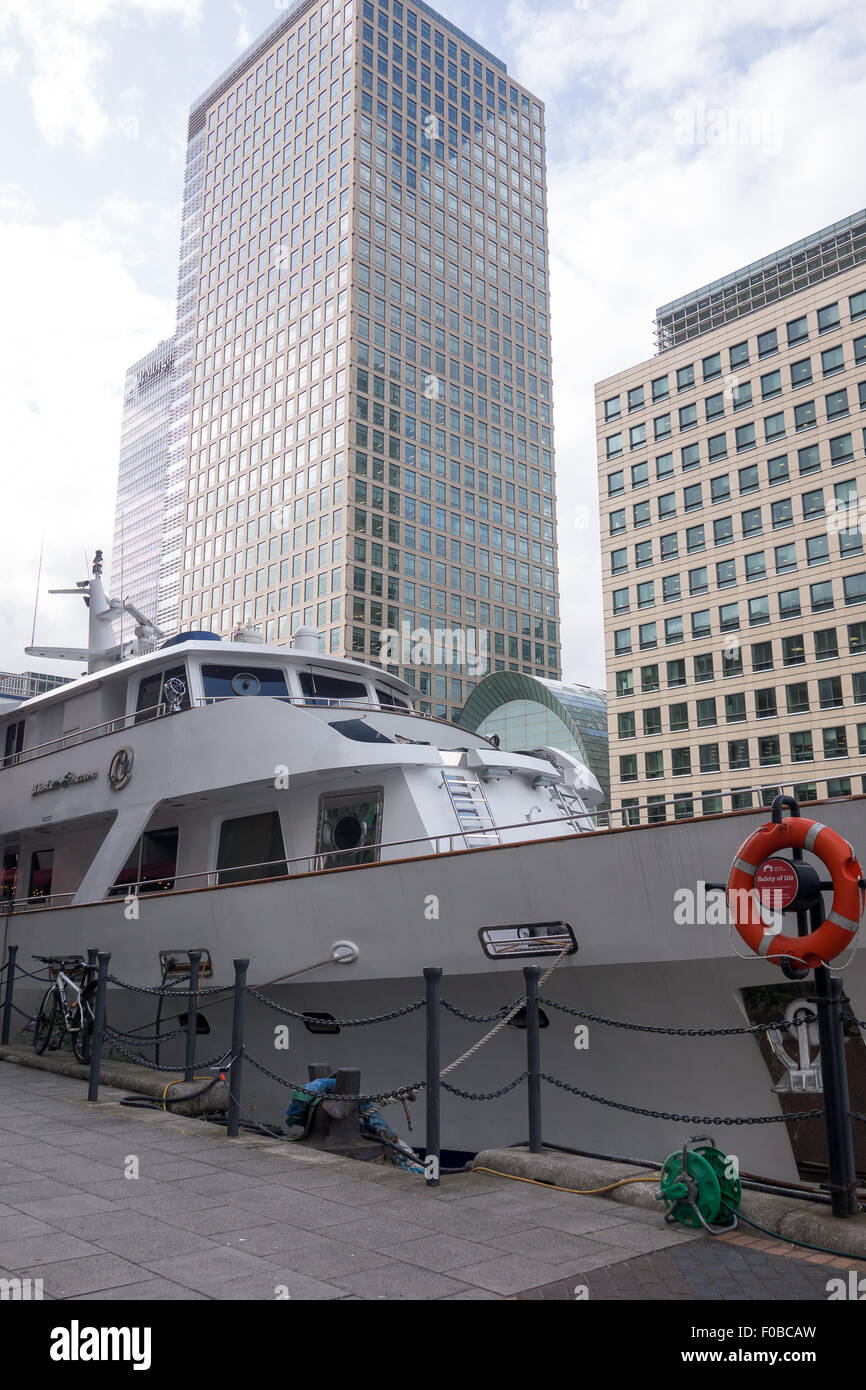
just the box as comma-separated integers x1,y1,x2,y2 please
727,818,864,969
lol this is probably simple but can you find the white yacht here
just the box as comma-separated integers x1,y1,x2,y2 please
3,554,866,1180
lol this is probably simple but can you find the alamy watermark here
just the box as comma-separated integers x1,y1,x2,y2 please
379,621,489,677
673,103,783,155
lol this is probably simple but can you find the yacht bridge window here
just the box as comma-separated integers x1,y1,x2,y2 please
202,665,289,701
300,672,369,705
135,665,190,723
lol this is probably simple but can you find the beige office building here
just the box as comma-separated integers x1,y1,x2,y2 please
165,0,561,723
597,210,866,825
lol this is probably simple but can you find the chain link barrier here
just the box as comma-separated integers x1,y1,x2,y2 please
102,1028,233,1073
243,1048,423,1105
539,996,796,1037
440,998,523,1023
541,1072,827,1125
441,1073,528,1101
243,985,425,1028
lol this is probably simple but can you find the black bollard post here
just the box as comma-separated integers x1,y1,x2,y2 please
87,952,110,1102
184,950,202,1083
1,945,18,1045
814,960,858,1217
424,966,442,1187
226,958,248,1139
524,965,542,1154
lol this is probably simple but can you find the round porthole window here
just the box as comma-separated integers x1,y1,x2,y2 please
231,672,261,696
333,814,364,850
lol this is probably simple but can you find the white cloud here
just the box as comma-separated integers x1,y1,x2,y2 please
0,0,203,152
0,189,173,672
499,0,866,687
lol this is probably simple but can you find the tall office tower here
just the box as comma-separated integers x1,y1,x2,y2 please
112,338,176,630
597,210,866,826
170,0,560,720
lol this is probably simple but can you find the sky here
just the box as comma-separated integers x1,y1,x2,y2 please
0,0,864,688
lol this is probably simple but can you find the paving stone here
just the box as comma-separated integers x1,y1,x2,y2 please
389,1232,508,1272
329,1259,472,1300
27,1254,149,1298
0,1232,102,1268
77,1279,211,1300
453,1253,576,1295
140,1246,290,1294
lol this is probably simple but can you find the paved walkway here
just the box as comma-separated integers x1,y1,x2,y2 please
0,1066,860,1301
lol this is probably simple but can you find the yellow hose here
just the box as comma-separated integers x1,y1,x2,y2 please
472,1165,660,1195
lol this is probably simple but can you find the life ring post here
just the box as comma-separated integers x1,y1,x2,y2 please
724,795,862,1218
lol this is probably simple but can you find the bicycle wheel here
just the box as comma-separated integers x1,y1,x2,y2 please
34,987,59,1054
72,988,95,1065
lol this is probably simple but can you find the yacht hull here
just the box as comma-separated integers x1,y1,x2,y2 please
5,797,866,1181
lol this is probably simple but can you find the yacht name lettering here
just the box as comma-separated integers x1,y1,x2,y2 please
31,771,98,796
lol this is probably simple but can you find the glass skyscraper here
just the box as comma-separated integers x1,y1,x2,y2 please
160,0,560,720
112,337,176,631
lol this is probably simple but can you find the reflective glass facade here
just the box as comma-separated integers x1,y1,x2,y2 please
168,0,560,722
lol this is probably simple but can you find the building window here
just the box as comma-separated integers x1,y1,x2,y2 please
817,302,840,334
818,676,843,709
787,315,809,346
757,329,778,359
822,726,848,759
643,706,662,736
814,628,839,661
781,633,805,666
755,687,778,719
794,400,817,431
725,692,746,723
667,661,687,690
696,697,717,727
672,747,691,776
652,374,670,401
786,682,809,714
798,444,821,475
790,731,814,763
752,640,774,673
645,750,664,780
844,573,866,605
728,739,750,770
669,700,688,729
810,580,834,612
758,735,781,767
619,754,638,783
699,744,720,773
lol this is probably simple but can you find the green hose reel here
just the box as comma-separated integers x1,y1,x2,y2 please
658,1136,741,1232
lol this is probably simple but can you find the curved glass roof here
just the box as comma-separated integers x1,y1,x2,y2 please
458,672,610,806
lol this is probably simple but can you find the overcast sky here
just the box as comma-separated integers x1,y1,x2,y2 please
0,0,864,687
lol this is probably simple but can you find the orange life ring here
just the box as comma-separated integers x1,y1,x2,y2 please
726,818,864,969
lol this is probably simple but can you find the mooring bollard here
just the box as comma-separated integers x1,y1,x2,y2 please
184,950,202,1083
299,1064,384,1160
1,944,18,1046
226,957,248,1139
424,966,442,1187
524,964,542,1154
87,951,110,1103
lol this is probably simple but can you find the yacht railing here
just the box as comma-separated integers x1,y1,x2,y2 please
0,703,169,770
2,777,850,914
1,696,477,771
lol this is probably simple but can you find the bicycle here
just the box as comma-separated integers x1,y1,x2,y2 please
32,956,96,1064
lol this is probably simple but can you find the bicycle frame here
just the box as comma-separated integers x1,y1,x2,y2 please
50,968,85,1031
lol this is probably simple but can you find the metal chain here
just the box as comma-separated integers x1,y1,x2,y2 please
244,984,425,1027
106,975,226,997
242,1049,422,1104
541,1072,826,1125
102,1030,233,1072
102,1025,187,1045
539,996,795,1037
441,997,524,1023
442,1073,528,1101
